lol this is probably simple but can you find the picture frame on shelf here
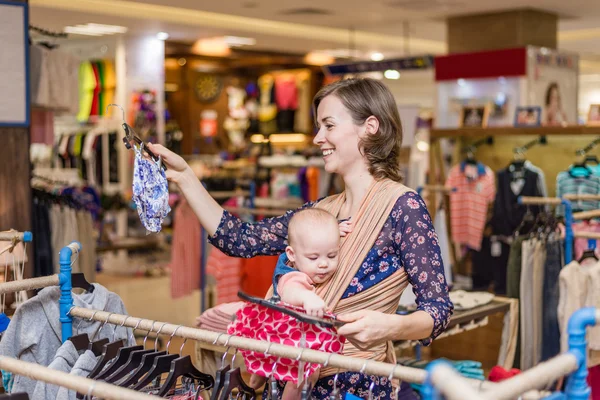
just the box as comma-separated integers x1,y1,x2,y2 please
514,106,542,127
587,104,600,126
459,105,490,128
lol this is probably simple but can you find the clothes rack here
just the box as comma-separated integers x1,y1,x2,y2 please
67,306,495,391
0,231,33,244
422,307,600,400
0,241,80,342
0,357,158,399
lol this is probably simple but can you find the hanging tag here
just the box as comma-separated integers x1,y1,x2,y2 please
491,240,502,258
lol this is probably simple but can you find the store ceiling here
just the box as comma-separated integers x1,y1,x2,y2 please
29,0,600,71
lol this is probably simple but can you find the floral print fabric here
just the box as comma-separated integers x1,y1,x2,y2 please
209,191,453,345
132,148,171,233
227,302,345,384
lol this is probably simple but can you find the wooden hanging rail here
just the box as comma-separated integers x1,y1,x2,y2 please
518,196,563,206
0,357,158,400
573,210,600,220
68,307,495,391
429,362,485,400
0,275,59,295
563,194,600,201
573,231,600,240
0,230,32,243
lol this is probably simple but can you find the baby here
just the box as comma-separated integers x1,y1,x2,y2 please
251,208,352,398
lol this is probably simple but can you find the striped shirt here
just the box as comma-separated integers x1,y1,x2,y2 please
446,163,496,251
556,170,600,216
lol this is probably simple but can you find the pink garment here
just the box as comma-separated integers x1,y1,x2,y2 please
573,221,600,261
278,271,314,298
169,199,202,299
206,247,242,305
30,108,54,145
227,302,345,384
275,76,298,110
195,302,244,332
588,365,600,400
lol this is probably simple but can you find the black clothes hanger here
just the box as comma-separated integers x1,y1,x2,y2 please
210,364,231,400
578,248,599,263
157,329,214,396
0,394,29,399
89,338,109,356
72,273,94,293
217,351,256,400
95,318,144,380
69,333,90,352
86,339,125,379
130,353,179,391
104,348,154,383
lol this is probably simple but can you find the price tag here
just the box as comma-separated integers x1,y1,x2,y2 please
491,240,502,257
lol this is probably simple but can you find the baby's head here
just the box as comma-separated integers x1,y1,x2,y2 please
286,208,340,284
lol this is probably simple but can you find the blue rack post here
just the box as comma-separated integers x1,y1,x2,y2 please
563,199,574,264
421,359,455,400
565,307,598,400
58,241,81,343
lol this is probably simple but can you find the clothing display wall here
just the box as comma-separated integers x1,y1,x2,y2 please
77,60,116,122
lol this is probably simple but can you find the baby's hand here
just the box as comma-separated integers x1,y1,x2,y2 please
303,294,326,318
339,218,353,237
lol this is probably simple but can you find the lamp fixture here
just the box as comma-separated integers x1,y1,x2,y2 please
384,69,400,80
370,52,384,61
156,32,169,40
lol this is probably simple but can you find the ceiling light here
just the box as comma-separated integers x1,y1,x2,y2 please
458,78,466,87
304,51,335,66
416,140,430,152
156,32,169,40
63,23,127,36
223,36,256,47
384,69,400,79
370,52,384,61
192,38,231,57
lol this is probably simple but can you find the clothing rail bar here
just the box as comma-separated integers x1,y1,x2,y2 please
0,356,159,399
572,209,600,220
423,361,485,400
518,196,563,205
484,353,578,400
0,230,32,243
68,307,495,390
0,275,59,295
573,231,600,240
563,194,600,201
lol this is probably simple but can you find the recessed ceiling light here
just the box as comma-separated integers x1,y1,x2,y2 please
370,52,384,61
458,78,466,86
384,69,400,79
63,23,127,36
156,32,169,40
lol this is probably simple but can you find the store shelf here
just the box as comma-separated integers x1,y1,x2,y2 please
431,125,600,139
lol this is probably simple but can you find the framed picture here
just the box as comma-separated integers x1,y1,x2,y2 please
587,104,600,126
459,105,490,128
514,106,542,127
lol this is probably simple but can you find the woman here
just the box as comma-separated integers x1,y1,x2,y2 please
544,82,568,126
148,78,453,398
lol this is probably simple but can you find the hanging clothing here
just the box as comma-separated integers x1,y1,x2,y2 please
445,162,496,251
77,61,95,122
31,340,81,399
541,239,563,361
169,198,202,299
573,220,600,261
0,284,133,397
556,170,600,216
433,208,453,286
491,166,545,237
55,349,98,400
206,247,242,305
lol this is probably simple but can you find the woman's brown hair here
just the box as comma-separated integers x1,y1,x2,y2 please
313,78,403,182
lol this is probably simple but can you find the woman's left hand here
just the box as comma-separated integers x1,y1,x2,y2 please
336,310,396,350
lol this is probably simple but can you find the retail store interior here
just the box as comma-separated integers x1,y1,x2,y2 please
1,0,600,398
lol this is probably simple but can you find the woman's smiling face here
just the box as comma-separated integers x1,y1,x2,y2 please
313,95,367,177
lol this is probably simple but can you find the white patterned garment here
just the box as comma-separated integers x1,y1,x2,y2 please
132,147,171,233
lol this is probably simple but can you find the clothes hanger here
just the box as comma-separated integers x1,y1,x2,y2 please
86,316,125,379
106,104,166,171
210,337,233,400
105,321,156,384
116,321,169,387
67,308,95,352
130,323,179,391
157,328,215,396
0,393,30,399
71,273,95,293
95,317,144,380
578,247,599,263
217,350,256,400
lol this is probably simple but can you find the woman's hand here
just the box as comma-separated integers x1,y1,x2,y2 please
336,310,396,350
146,143,192,184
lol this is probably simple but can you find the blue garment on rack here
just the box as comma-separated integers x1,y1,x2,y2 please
1,370,13,393
0,313,10,333
132,146,171,233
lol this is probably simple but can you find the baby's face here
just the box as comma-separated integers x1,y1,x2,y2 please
290,222,340,284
